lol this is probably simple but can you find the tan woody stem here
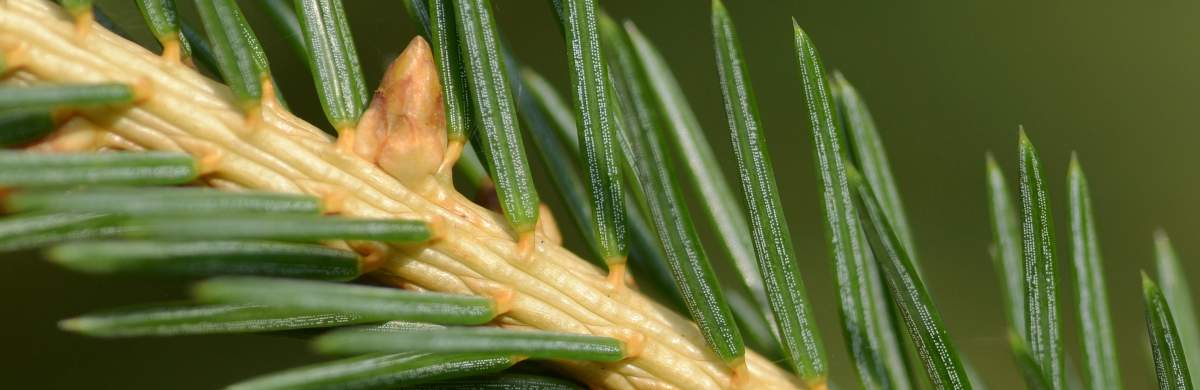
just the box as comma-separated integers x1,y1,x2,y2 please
0,1,802,388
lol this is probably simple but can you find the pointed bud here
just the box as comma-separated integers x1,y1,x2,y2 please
353,37,447,184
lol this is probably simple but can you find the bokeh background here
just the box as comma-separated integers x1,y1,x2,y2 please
5,0,1199,388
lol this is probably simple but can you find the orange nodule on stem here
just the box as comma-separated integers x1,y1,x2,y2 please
131,77,154,104
72,9,94,39
618,328,646,359
606,261,628,291
586,325,646,360
242,103,264,132
805,377,829,390
242,76,278,130
515,229,536,262
174,136,223,176
160,37,182,65
426,216,448,242
490,289,515,317
320,190,347,215
336,126,358,155
2,42,30,76
353,242,390,273
462,276,516,318
729,358,751,389
196,150,222,175
260,76,279,109
479,284,516,317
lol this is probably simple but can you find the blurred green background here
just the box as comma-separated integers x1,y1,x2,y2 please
5,0,1199,388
